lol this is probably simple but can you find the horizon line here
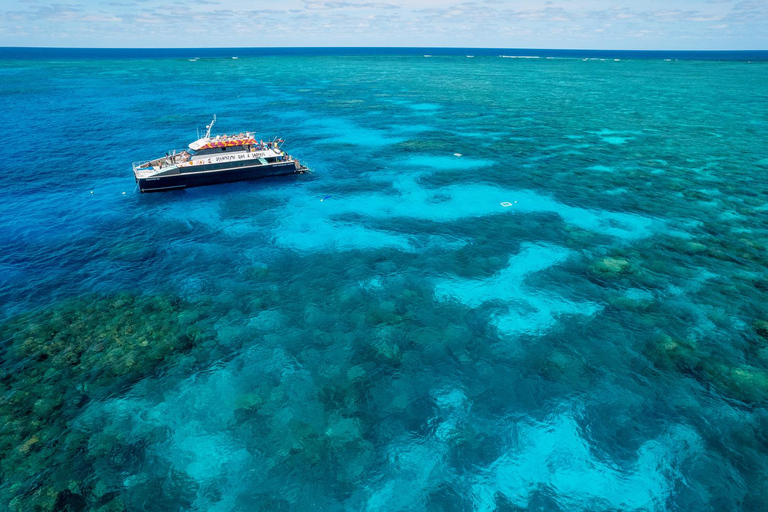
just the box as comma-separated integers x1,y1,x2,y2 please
2,46,767,52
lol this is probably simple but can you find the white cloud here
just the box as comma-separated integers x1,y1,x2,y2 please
1,0,766,48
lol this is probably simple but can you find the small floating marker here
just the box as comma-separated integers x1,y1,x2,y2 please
122,192,126,195
454,153,462,157
500,202,513,207
514,201,518,204
90,191,94,195
321,195,331,202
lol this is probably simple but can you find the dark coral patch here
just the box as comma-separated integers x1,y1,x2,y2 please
0,294,214,511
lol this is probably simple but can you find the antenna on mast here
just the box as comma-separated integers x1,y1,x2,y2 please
205,115,216,139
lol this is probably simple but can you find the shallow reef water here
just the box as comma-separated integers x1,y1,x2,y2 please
1,54,768,510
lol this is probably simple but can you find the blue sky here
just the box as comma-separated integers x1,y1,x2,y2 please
1,0,766,49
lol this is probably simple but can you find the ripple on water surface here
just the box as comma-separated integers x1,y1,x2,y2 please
1,55,767,511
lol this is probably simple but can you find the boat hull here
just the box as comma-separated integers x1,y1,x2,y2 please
136,161,299,192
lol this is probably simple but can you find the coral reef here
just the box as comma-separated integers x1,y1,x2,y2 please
0,294,214,511
594,257,631,275
648,335,768,404
2,55,768,510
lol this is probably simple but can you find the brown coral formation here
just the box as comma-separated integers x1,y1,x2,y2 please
0,294,213,511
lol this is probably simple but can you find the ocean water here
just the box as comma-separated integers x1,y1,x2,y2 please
1,51,767,511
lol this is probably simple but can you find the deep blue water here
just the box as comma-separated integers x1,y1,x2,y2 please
2,47,768,61
1,52,768,511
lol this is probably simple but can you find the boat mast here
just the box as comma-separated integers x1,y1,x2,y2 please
205,115,216,139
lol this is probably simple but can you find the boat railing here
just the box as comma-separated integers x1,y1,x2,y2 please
132,141,288,173
133,149,191,170
132,159,153,170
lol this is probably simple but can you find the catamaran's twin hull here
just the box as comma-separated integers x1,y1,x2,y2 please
136,161,300,192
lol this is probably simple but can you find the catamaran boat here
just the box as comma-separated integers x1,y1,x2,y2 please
132,116,307,192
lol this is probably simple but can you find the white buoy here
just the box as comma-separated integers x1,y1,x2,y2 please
122,192,126,195
90,191,94,194
454,153,462,157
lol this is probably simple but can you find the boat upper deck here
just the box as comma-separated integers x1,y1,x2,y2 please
190,132,258,151
133,143,289,179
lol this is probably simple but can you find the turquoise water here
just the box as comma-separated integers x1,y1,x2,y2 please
1,54,768,511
